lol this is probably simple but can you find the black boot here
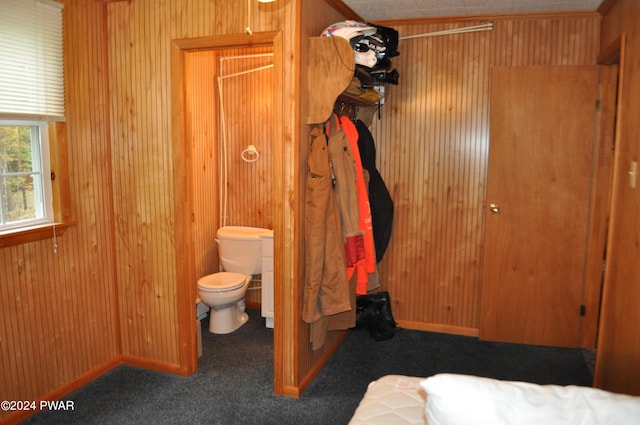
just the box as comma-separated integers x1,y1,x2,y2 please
371,291,396,328
367,314,395,341
355,295,377,328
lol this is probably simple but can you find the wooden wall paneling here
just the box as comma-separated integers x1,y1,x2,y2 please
0,0,120,422
373,22,490,335
108,0,192,365
68,0,120,367
218,48,274,230
369,15,600,335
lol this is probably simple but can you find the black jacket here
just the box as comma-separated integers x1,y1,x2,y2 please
356,120,394,262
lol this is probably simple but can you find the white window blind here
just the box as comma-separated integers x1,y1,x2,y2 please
0,0,65,122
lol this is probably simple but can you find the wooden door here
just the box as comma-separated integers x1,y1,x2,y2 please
480,66,598,348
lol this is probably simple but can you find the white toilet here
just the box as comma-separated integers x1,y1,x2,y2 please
197,226,271,334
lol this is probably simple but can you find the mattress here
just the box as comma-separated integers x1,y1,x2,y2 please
348,375,427,425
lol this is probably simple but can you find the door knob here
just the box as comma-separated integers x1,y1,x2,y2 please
489,203,500,213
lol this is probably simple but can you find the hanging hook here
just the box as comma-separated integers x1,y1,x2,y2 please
349,104,357,121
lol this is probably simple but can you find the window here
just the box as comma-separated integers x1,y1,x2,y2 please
0,122,53,231
0,0,71,246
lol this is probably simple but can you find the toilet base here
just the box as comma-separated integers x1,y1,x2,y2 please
208,301,249,334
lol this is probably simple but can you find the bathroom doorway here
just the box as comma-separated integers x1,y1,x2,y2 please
187,46,274,303
171,32,284,379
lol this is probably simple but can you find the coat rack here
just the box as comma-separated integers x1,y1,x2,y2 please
399,22,494,40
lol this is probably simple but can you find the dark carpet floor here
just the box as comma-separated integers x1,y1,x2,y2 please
22,309,593,424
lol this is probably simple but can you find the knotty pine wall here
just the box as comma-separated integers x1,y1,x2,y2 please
368,14,601,335
0,1,118,422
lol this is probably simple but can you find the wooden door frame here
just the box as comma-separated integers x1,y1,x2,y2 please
578,36,624,348
593,34,637,392
170,31,286,387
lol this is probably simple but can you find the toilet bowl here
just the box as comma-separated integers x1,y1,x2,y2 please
197,272,251,334
197,225,270,334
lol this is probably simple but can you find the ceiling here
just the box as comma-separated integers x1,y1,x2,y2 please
341,0,603,21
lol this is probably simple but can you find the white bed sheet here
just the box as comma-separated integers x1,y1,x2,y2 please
348,375,427,425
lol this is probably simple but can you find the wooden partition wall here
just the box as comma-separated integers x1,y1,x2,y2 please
294,0,353,396
106,0,298,395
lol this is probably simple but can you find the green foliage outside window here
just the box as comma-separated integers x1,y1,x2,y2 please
0,125,39,225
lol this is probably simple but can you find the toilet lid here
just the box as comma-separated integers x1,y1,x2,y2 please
197,272,247,292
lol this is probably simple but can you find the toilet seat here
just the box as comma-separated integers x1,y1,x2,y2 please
197,272,247,293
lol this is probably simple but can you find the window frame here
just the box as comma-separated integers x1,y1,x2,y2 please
0,122,74,247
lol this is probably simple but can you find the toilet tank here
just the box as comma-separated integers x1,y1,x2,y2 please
216,226,271,275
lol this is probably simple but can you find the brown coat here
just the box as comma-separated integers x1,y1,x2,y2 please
303,125,354,349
